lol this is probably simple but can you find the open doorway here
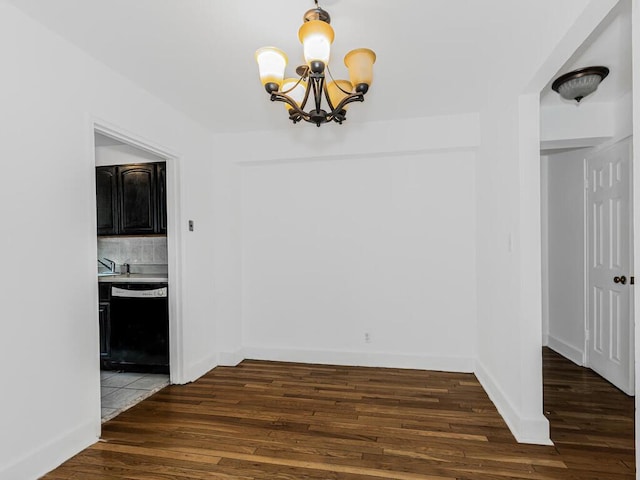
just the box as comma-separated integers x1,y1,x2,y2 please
539,0,634,449
93,130,174,422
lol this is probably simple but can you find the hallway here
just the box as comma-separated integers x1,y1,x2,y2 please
543,347,635,475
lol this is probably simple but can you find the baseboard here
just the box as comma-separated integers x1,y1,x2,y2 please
218,349,245,366
242,346,474,373
547,335,584,366
0,420,97,480
542,333,549,347
474,359,552,446
184,351,219,383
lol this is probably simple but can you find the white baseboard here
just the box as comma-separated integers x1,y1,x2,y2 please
218,349,245,366
0,420,97,480
542,333,549,347
242,346,474,373
184,351,219,383
474,359,552,446
547,335,584,366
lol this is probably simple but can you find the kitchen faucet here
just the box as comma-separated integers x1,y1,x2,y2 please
98,257,116,272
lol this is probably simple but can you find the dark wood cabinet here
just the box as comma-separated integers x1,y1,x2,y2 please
96,162,166,236
118,164,157,235
98,283,112,362
156,162,167,234
99,302,111,360
96,166,118,235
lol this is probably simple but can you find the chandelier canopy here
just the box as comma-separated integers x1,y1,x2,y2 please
255,1,376,127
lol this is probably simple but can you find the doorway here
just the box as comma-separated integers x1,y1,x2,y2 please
542,138,634,395
539,0,634,410
93,128,179,422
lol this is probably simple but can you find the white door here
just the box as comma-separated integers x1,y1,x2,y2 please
586,137,634,395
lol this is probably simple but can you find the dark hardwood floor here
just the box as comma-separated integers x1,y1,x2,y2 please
44,348,634,479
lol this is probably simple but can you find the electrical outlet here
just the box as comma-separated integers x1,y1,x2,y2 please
364,332,371,344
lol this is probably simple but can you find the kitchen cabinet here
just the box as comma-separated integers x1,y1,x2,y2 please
96,166,118,235
95,162,166,236
156,162,167,234
98,302,111,360
118,164,157,235
98,283,112,364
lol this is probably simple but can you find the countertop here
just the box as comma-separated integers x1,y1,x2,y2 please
98,273,168,283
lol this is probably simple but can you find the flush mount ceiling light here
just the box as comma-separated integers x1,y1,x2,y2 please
255,0,376,127
551,66,609,103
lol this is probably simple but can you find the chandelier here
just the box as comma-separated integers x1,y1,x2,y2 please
255,0,376,127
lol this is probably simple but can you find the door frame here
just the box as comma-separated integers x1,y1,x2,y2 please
582,137,635,394
91,119,185,386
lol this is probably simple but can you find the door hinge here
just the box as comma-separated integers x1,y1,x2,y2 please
585,329,590,341
584,178,589,190
631,276,635,285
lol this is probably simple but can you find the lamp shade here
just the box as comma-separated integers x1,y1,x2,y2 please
282,78,308,111
344,48,376,88
298,20,334,65
551,66,609,103
327,80,353,111
255,47,288,89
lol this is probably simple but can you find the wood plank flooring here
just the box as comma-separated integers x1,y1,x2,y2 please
44,348,634,479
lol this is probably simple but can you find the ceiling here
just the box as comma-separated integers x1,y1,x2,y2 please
6,0,632,133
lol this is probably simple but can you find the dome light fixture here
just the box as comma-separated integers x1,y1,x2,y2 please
255,0,376,127
551,66,609,103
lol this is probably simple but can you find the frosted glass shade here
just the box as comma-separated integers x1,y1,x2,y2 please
344,48,376,87
255,47,288,88
298,20,334,65
282,78,307,111
556,75,602,102
327,80,353,110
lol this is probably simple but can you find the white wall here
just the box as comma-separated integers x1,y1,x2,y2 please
475,0,617,444
544,149,588,364
240,150,476,370
212,113,480,368
0,4,234,478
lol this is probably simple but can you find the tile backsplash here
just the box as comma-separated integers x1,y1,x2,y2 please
97,237,167,265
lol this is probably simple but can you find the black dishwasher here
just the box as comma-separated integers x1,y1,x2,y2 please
107,283,169,373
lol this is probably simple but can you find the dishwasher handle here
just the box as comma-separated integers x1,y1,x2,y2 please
112,286,167,298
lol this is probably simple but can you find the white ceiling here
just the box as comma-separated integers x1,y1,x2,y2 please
6,0,632,133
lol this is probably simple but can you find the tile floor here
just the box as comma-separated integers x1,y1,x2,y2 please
100,370,169,422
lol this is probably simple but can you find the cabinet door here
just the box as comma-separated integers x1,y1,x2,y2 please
156,162,167,234
96,167,118,235
118,164,157,235
99,302,111,359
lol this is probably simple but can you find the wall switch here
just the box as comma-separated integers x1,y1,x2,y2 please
364,332,371,344
188,220,194,232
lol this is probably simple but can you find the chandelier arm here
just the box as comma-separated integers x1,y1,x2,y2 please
325,93,365,122
269,92,308,117
309,75,325,114
279,77,305,96
325,65,353,96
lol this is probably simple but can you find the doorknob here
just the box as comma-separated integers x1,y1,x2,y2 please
614,275,627,285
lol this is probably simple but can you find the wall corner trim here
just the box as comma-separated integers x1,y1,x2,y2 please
546,335,584,367
183,352,220,384
475,359,553,446
218,349,246,367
